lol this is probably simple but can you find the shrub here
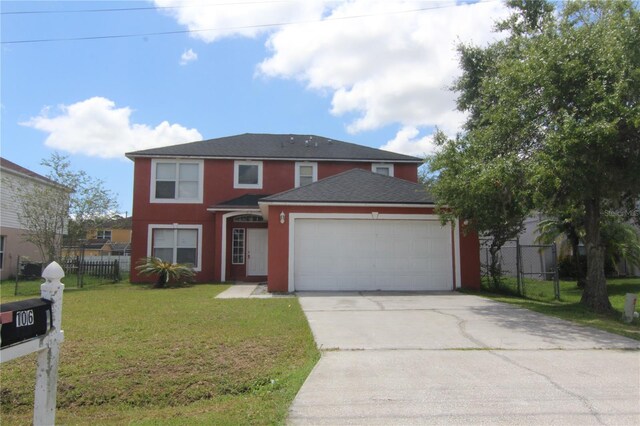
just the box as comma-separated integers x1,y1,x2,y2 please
135,257,195,288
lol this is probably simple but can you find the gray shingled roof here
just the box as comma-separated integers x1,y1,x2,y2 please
211,194,270,209
125,133,422,163
260,169,434,205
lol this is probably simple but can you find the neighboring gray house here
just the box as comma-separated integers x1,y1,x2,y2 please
508,212,640,278
0,158,69,280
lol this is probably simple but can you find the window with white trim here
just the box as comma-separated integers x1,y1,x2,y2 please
151,160,203,203
372,163,394,177
295,162,318,187
234,161,263,189
232,228,245,264
150,226,201,269
96,229,112,240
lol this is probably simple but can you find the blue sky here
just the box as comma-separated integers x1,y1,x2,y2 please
2,0,508,214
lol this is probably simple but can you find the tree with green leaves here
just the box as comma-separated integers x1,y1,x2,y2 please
428,132,532,289
430,0,640,312
9,153,119,262
45,153,120,252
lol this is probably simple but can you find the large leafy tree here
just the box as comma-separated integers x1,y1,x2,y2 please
431,0,640,312
429,132,532,289
41,153,120,250
9,153,119,262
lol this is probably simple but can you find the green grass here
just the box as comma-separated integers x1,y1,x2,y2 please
0,282,320,425
476,276,640,340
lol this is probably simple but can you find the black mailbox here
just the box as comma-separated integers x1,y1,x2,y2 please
1,298,52,348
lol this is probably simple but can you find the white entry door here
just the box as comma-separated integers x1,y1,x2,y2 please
247,229,268,276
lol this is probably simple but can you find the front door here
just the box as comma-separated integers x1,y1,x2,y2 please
247,229,268,276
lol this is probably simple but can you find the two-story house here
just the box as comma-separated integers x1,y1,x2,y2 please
0,158,70,280
126,133,481,292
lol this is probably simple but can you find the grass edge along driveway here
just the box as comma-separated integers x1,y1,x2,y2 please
472,277,640,341
0,283,320,425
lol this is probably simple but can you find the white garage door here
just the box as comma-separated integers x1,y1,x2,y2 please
293,219,453,291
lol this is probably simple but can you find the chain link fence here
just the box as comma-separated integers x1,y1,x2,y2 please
480,238,560,299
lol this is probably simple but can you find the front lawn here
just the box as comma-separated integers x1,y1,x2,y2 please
0,282,319,425
477,277,640,340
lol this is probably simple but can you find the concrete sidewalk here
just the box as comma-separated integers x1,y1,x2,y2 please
215,283,293,299
289,292,640,425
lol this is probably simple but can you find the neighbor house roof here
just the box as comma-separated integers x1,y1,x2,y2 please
0,157,70,190
260,169,434,206
125,133,422,163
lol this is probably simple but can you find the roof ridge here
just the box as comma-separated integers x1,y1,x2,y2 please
125,133,423,163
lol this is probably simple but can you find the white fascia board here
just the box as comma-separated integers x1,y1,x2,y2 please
258,201,435,208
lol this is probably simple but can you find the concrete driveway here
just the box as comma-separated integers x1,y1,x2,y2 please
288,292,640,425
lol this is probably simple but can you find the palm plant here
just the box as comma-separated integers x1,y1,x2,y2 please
135,257,195,288
536,210,586,287
601,214,640,274
537,210,640,283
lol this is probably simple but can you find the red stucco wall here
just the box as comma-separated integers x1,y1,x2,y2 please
459,225,481,291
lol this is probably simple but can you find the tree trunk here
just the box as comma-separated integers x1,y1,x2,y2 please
155,271,167,288
580,198,612,313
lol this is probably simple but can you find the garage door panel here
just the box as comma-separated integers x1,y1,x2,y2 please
293,218,453,291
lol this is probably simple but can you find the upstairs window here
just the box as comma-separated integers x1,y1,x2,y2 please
96,230,112,240
295,162,318,187
151,160,203,203
372,163,394,177
234,161,263,189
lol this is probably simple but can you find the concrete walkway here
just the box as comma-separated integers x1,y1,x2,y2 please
215,283,293,299
289,292,640,425
215,284,259,299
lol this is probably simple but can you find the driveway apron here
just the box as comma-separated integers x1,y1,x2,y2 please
288,292,640,425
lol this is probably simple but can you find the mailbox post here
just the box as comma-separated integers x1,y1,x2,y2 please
0,262,65,426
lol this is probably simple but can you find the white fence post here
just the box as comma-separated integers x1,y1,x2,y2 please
33,261,65,426
0,262,65,425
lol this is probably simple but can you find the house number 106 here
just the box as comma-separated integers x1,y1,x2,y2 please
15,310,35,327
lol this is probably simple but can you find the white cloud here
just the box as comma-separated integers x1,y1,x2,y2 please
154,0,327,42
381,126,438,158
259,0,508,135
21,97,202,159
155,0,509,137
180,48,198,65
